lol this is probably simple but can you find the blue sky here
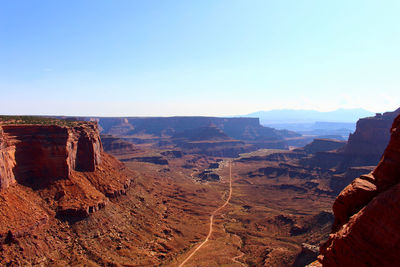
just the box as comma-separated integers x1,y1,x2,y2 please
1,0,399,116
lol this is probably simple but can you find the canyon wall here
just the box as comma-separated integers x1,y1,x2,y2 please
0,119,134,247
318,113,400,266
0,122,102,190
0,128,16,189
64,116,300,148
303,108,400,172
339,108,400,167
96,117,262,139
101,134,139,154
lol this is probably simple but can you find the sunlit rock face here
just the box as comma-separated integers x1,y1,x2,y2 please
0,128,16,189
318,114,400,266
0,119,133,244
0,122,102,190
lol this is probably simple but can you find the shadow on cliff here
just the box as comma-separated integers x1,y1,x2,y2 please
13,141,66,190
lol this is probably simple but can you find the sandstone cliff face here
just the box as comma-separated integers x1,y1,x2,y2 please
73,124,102,172
0,123,102,190
303,108,400,173
340,108,400,166
0,128,16,189
0,120,134,246
318,114,400,266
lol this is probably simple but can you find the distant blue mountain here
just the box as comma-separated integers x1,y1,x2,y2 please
244,108,374,124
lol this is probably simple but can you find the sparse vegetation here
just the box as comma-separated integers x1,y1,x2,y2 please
0,116,86,126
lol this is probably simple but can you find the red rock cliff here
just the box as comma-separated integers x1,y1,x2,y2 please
341,108,400,163
318,113,400,266
0,128,16,189
0,119,133,245
0,122,102,190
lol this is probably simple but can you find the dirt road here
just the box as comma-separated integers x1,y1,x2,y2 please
178,161,234,267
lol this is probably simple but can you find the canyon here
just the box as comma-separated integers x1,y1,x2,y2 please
60,116,314,150
0,108,399,266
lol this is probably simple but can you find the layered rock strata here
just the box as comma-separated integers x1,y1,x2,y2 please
0,122,102,190
303,108,400,172
61,116,301,149
338,108,400,168
318,114,400,266
0,127,16,189
0,120,134,245
101,134,139,154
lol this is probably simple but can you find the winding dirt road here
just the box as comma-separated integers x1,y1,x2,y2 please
178,161,234,267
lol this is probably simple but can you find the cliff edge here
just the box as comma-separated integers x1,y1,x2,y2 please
318,113,400,266
0,122,102,190
0,117,134,244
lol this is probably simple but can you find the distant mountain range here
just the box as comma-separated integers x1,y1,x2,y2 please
243,108,374,124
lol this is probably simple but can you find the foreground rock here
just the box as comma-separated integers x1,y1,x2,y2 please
318,113,400,266
0,118,134,242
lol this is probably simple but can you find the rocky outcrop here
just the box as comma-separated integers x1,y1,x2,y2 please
318,114,400,266
0,119,130,208
329,166,375,194
0,123,102,189
340,108,400,166
302,108,400,172
0,119,135,245
0,128,16,189
294,243,319,267
170,126,254,157
101,134,139,154
74,124,102,172
300,139,346,154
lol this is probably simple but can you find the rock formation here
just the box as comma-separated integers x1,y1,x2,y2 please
101,134,139,154
0,122,102,189
60,116,301,149
170,126,254,157
318,113,400,266
300,139,346,154
0,127,16,189
0,118,134,245
301,108,400,173
339,108,400,167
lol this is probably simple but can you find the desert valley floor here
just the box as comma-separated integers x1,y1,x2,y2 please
98,145,335,266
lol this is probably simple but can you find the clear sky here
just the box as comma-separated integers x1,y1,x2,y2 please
1,0,399,116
